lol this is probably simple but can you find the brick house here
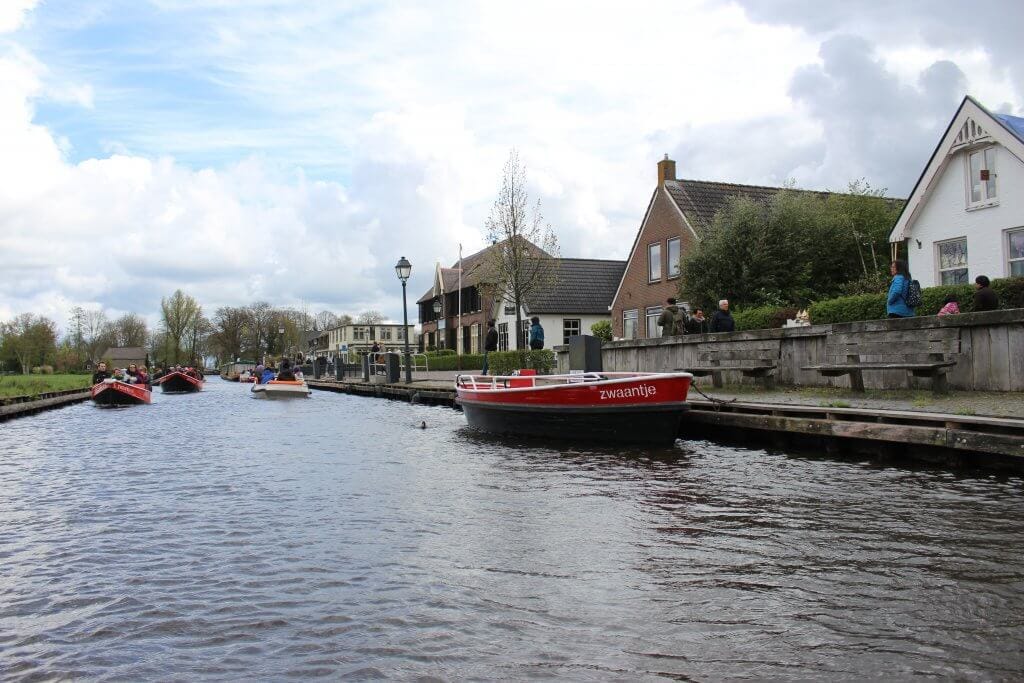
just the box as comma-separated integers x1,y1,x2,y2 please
610,156,824,339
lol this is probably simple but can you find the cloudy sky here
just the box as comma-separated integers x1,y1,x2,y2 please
1,0,1021,329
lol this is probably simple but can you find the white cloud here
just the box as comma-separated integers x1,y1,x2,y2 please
0,0,38,34
1,0,1021,331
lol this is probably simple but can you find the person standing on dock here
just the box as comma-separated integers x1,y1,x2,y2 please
529,317,545,349
886,260,916,319
658,298,685,336
710,300,735,333
482,319,498,375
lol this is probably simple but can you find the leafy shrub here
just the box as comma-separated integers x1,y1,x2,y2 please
486,350,555,376
426,353,483,371
30,365,54,375
917,284,974,315
425,349,456,357
808,293,887,324
590,319,612,342
731,306,799,331
993,276,1024,308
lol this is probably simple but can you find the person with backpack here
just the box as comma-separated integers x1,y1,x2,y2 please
887,259,917,318
528,317,545,349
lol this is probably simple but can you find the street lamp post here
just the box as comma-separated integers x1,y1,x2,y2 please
433,297,442,349
395,256,413,383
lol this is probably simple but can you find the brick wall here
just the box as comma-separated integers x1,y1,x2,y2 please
611,187,698,338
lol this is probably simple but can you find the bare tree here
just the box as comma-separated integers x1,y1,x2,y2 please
112,313,149,347
315,310,339,331
356,310,385,325
337,313,353,326
484,149,559,348
211,307,249,362
69,308,115,363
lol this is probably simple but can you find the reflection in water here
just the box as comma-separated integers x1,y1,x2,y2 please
1,378,1022,679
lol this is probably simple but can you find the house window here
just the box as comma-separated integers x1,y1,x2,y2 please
498,323,509,351
520,320,530,348
353,327,367,341
470,323,480,353
379,328,392,341
967,147,997,206
623,309,638,340
648,242,662,282
504,304,516,315
397,327,406,341
646,307,662,338
936,238,969,284
562,318,580,345
667,237,681,278
1008,228,1024,277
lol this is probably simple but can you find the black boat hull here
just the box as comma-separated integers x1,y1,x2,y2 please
459,400,686,447
160,374,202,393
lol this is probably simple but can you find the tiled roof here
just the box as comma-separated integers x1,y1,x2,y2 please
416,238,549,303
525,258,626,314
995,113,1024,144
101,346,146,360
665,179,830,230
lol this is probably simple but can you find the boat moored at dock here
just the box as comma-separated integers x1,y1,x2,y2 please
455,371,692,446
91,379,152,407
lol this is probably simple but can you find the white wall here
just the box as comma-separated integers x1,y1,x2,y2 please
908,143,1024,287
493,301,609,349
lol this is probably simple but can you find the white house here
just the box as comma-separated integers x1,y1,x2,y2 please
890,95,1024,287
493,258,626,350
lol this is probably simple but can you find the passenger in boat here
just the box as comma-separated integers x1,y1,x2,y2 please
152,366,165,381
92,362,111,384
124,363,140,383
253,364,265,383
482,319,498,375
657,298,685,337
277,359,296,381
260,366,276,384
710,299,735,333
528,317,545,349
686,309,709,335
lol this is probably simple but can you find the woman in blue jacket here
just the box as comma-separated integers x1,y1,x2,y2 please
887,259,915,318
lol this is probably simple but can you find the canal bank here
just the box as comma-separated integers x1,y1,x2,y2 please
306,378,1024,470
0,387,91,422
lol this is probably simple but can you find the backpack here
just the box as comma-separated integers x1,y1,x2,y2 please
905,278,922,308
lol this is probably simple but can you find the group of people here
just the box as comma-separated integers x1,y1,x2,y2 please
657,298,734,337
252,358,303,384
151,365,202,381
887,260,1000,318
91,361,150,386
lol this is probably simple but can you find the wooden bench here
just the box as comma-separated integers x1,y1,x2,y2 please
802,327,960,394
678,339,780,389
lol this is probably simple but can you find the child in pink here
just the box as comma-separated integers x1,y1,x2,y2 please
938,295,960,316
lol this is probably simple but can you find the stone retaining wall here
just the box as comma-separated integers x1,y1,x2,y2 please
554,309,1024,392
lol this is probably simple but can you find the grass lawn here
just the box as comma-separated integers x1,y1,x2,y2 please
0,374,92,399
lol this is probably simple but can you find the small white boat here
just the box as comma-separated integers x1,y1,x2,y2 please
251,379,312,399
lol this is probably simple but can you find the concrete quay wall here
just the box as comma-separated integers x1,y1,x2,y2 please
555,309,1024,392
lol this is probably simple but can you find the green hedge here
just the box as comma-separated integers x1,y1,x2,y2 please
732,306,798,331
427,353,484,371
486,350,556,376
808,276,1024,324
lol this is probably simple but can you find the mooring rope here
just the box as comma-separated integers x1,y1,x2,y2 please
690,382,737,409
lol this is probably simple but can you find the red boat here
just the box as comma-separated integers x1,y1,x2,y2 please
455,371,692,446
158,371,204,393
91,379,152,407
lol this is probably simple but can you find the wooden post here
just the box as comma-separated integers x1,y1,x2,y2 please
847,353,864,392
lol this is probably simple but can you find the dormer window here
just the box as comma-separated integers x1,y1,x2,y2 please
967,147,997,207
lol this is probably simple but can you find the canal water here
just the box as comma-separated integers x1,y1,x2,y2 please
1,378,1022,680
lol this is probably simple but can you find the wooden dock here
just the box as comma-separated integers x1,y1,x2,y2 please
0,389,91,422
306,379,1024,470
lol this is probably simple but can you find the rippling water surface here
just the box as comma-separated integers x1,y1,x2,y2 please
1,378,1023,680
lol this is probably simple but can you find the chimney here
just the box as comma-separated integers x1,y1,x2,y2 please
657,154,676,186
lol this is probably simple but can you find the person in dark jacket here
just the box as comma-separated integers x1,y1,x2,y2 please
972,275,999,312
277,358,296,381
657,298,685,336
685,308,709,335
482,319,499,375
528,317,545,349
92,361,110,384
710,299,735,333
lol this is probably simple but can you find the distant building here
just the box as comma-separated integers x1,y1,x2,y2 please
889,95,1024,286
610,156,840,340
325,322,417,358
493,258,626,349
417,239,550,352
101,346,146,368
